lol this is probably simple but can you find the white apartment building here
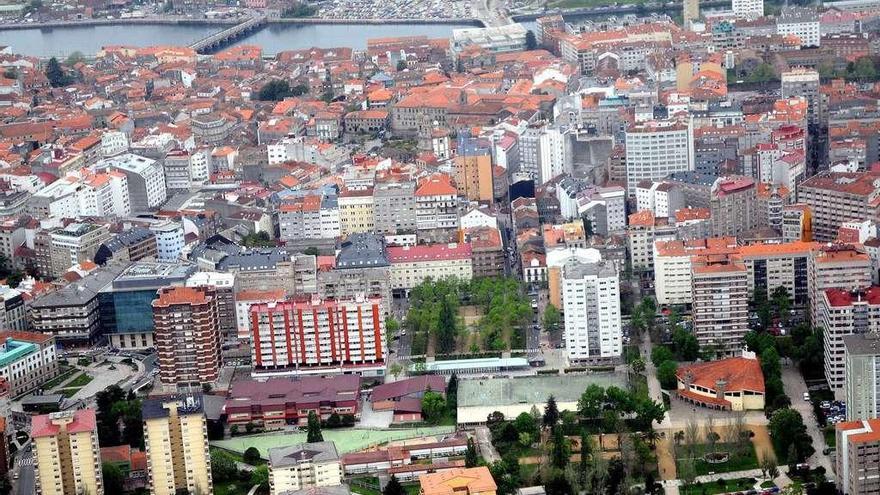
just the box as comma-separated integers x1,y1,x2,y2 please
78,172,130,217
268,442,343,495
234,289,286,340
844,333,880,421
101,131,129,157
822,288,880,397
163,149,196,190
777,7,821,47
96,153,167,211
635,181,685,219
279,193,341,241
562,259,622,361
732,0,763,18
808,243,873,327
577,186,627,234
415,175,460,231
653,237,739,305
387,243,473,290
624,121,693,196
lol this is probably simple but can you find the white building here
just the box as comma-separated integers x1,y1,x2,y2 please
460,208,498,230
577,186,626,234
732,0,763,18
150,221,185,263
95,153,167,211
387,243,473,290
635,181,685,219
268,442,343,495
562,259,622,361
452,24,528,54
624,121,693,196
101,131,129,157
279,193,341,241
777,7,821,47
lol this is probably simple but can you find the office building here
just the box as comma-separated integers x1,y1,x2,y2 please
99,262,196,350
268,441,343,495
822,288,880,396
96,153,167,211
150,221,186,263
561,259,622,361
143,396,213,495
249,295,385,377
691,254,749,355
33,409,103,495
624,121,693,196
837,418,880,495
809,243,873,327
844,333,880,421
152,286,220,385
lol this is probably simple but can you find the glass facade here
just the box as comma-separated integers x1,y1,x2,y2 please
98,289,159,335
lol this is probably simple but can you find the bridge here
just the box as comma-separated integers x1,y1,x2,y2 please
189,15,267,54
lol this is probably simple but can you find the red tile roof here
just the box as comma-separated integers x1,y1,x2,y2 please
676,357,765,394
387,243,472,263
32,409,97,438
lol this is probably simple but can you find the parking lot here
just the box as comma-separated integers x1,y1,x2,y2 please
317,0,473,19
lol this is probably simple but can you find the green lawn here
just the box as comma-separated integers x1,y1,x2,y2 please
42,368,76,389
212,426,455,457
66,372,93,388
214,481,252,495
761,481,777,489
58,388,81,398
677,442,759,476
680,478,756,495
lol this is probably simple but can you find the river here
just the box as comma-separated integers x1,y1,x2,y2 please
0,22,476,58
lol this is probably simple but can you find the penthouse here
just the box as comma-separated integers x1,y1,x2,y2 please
225,375,361,430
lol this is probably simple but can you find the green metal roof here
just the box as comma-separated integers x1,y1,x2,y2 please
0,339,37,367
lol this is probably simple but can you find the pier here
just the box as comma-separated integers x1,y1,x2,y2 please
188,15,267,54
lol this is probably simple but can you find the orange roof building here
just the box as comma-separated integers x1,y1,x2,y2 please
676,356,765,411
837,418,880,495
419,466,497,495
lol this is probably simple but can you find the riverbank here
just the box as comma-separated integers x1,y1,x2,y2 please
0,16,482,32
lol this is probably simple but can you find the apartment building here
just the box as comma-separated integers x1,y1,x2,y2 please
216,248,317,296
234,289,285,340
249,295,385,377
373,179,417,234
49,222,111,278
808,243,873,327
797,171,880,242
462,226,505,279
737,241,818,305
635,181,685,219
844,333,880,421
777,7,821,47
186,271,237,342
279,192,341,242
143,396,213,495
781,68,820,127
415,174,460,232
0,286,26,331
710,176,759,237
93,227,158,266
837,418,880,495
732,0,763,18
691,254,749,355
782,204,812,242
338,189,375,236
387,243,473,291
33,409,103,495
318,233,392,308
627,210,677,273
455,135,495,204
152,286,220,385
561,259,622,361
653,237,739,305
624,120,693,196
0,330,59,396
95,153,167,211
150,221,186,263
268,441,343,495
822,288,880,396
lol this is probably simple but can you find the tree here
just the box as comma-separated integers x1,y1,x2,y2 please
243,446,262,465
65,51,86,66
544,395,560,428
550,427,571,469
389,363,403,379
672,328,700,361
303,247,320,256
656,360,679,389
465,437,479,467
578,384,605,418
515,411,539,440
257,79,295,101
326,412,342,428
421,391,447,423
447,373,459,409
543,304,562,335
307,411,324,443
102,463,125,494
768,408,815,463
746,63,777,83
651,345,674,367
487,411,505,427
630,357,646,374
250,465,269,490
210,449,238,483
771,286,791,323
525,29,538,50
852,56,878,81
383,475,404,495
437,296,458,354
46,57,72,87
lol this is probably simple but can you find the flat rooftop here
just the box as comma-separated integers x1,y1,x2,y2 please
458,372,627,408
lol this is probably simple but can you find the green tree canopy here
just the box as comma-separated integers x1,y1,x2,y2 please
421,391,447,423
307,411,324,443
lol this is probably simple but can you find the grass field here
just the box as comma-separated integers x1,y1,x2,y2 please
66,372,93,388
680,478,756,495
212,426,455,458
42,368,76,390
677,443,759,476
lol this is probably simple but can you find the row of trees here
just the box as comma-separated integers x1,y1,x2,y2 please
651,327,700,390
95,385,144,449
576,384,665,432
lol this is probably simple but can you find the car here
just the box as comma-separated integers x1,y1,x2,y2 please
12,472,18,480
803,392,810,401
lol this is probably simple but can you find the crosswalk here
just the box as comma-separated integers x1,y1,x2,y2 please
15,456,32,467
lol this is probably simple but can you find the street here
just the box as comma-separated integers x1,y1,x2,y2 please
780,365,834,474
14,444,33,495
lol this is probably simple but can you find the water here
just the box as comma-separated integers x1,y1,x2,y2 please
0,22,475,57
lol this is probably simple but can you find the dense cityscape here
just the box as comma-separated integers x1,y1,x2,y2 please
0,0,877,494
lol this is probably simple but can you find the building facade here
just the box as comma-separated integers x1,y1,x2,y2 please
152,286,221,385
268,441,343,495
561,259,622,361
691,254,749,355
143,396,213,495
33,409,103,495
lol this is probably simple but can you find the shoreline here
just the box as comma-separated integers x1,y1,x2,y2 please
0,16,484,31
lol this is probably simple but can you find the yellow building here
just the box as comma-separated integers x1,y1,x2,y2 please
420,466,497,495
143,396,213,495
454,138,494,204
32,409,103,495
338,189,375,236
268,441,343,495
